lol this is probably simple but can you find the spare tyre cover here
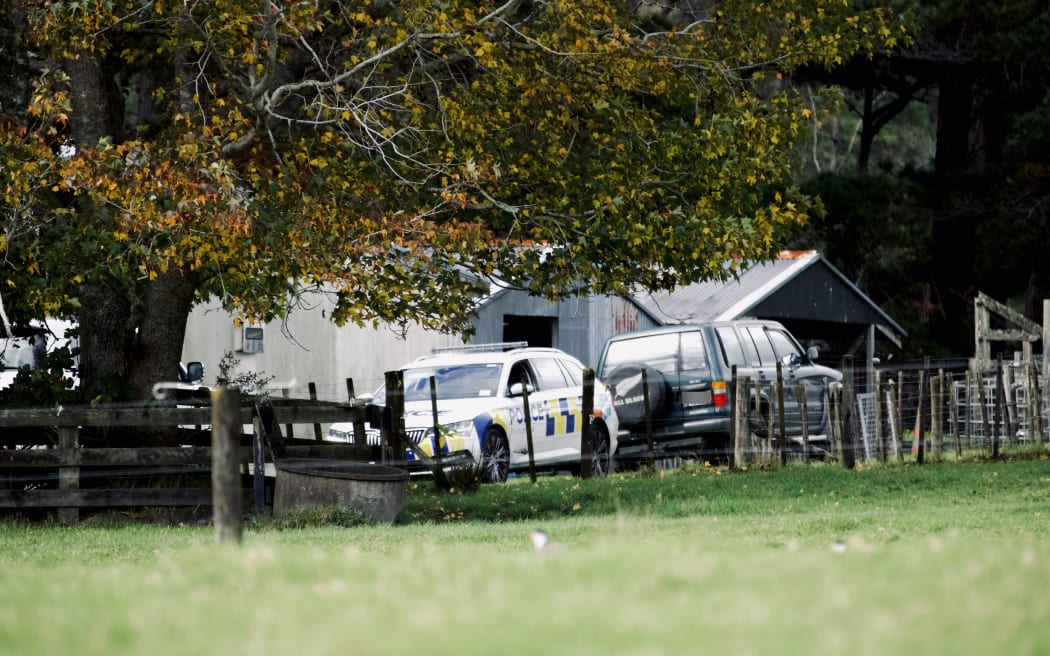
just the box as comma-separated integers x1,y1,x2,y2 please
606,364,667,424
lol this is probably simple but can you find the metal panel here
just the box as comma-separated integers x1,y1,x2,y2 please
632,251,905,340
470,292,664,369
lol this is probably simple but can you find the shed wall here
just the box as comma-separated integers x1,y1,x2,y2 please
182,295,454,401
471,292,661,369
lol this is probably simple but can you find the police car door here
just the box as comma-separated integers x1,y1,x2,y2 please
530,356,583,462
506,359,550,463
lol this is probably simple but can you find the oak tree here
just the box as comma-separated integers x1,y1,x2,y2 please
0,0,900,406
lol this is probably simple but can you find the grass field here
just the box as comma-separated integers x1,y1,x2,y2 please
1,454,1049,655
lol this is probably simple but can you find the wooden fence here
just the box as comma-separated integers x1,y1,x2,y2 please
0,369,603,524
4,359,1042,524
0,394,372,524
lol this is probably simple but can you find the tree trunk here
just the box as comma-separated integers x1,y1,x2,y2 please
935,73,975,174
65,50,133,403
64,50,118,146
128,269,199,400
858,86,874,172
972,86,1007,169
78,272,197,404
77,282,135,402
64,50,200,412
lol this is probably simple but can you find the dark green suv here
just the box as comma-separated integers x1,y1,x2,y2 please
596,320,842,460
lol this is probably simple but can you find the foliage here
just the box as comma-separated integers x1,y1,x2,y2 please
0,344,78,408
794,86,936,177
431,461,484,495
789,1,1050,356
0,0,902,400
214,351,274,395
793,169,959,353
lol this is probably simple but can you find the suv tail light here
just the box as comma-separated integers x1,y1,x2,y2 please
712,380,728,408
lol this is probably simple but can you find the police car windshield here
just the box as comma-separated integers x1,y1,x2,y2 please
399,362,504,402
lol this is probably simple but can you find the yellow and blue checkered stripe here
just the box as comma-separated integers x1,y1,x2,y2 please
545,396,581,437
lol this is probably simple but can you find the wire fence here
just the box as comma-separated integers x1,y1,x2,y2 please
732,357,1049,468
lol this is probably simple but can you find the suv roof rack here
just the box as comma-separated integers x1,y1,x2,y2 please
431,341,529,354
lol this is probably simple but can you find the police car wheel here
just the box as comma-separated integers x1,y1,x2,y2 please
590,422,612,477
481,427,509,483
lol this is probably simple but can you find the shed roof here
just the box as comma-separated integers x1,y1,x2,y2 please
632,250,907,343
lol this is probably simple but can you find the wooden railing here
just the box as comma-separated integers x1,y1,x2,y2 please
0,397,372,523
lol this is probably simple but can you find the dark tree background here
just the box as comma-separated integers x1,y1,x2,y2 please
794,0,1050,359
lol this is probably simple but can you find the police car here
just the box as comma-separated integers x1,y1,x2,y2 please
326,343,618,482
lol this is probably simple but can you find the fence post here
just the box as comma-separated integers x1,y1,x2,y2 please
520,373,537,483
1003,361,1017,447
832,383,842,464
57,426,79,525
428,375,441,459
282,386,294,438
767,382,776,466
385,371,406,467
795,381,810,464
888,379,903,462
963,370,972,450
252,414,265,515
428,376,447,487
896,371,904,461
212,386,243,545
949,372,961,460
914,367,926,464
873,369,884,463
346,378,368,447
729,365,738,466
840,355,856,469
994,357,1005,458
756,379,764,464
308,382,323,441
579,369,595,479
1030,364,1044,445
931,371,943,462
823,377,835,462
733,371,747,468
776,361,788,466
977,366,991,454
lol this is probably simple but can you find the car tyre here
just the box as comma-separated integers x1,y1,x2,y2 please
481,427,509,483
606,364,667,424
590,421,612,477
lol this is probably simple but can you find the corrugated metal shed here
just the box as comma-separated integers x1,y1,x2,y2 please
632,250,906,344
468,250,906,371
470,288,664,368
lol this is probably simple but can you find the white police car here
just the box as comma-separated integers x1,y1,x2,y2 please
327,343,618,482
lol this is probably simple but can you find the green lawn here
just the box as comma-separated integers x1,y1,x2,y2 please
1,455,1049,655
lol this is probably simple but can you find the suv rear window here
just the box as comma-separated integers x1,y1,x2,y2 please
715,326,746,366
602,330,710,377
602,333,680,375
680,330,709,372
745,325,777,365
